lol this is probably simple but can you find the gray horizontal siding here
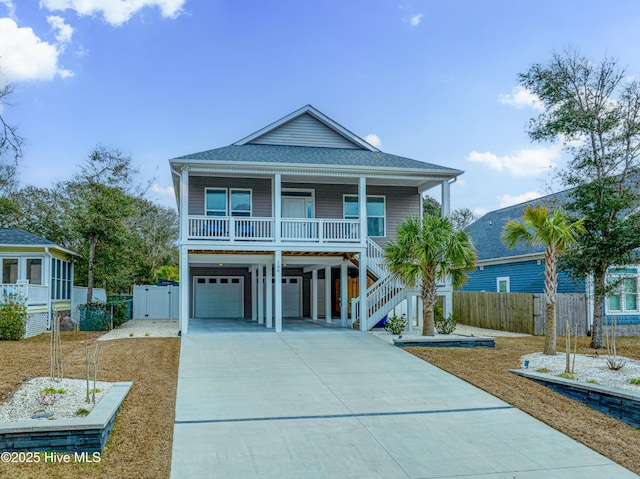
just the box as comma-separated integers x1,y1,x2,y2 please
249,114,360,149
188,176,272,216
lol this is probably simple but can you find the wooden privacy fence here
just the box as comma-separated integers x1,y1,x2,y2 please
453,292,588,336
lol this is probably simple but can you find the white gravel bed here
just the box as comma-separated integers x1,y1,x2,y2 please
0,377,112,422
98,319,179,341
371,323,530,344
521,352,640,393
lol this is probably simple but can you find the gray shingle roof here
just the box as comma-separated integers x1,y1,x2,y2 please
467,189,573,261
0,228,57,246
173,144,462,175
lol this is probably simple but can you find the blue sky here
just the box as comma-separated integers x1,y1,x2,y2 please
1,1,640,215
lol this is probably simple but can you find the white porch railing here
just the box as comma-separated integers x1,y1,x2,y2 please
0,283,49,305
366,237,388,279
188,216,361,243
350,274,407,331
188,216,274,241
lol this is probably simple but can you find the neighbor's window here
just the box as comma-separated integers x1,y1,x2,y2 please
26,259,42,285
607,268,639,313
344,195,386,237
497,277,510,293
205,188,227,216
2,258,18,284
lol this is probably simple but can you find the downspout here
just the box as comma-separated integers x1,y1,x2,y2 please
45,247,52,331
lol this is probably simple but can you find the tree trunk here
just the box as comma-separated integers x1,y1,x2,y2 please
543,246,557,355
591,268,606,349
544,300,556,355
421,278,437,336
86,236,97,304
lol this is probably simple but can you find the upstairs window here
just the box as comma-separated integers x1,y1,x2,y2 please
344,195,386,237
205,188,252,217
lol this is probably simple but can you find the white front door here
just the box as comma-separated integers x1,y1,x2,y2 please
282,197,309,218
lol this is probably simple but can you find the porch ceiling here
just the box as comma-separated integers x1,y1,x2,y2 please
188,251,349,269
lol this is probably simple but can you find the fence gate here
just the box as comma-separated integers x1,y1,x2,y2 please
133,285,179,320
533,293,588,336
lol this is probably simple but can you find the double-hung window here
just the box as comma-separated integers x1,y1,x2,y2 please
205,188,252,217
607,268,639,313
344,195,385,237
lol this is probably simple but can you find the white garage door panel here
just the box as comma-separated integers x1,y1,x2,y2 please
266,276,302,318
194,276,244,318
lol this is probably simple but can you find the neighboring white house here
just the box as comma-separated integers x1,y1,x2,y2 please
170,105,462,334
0,228,77,338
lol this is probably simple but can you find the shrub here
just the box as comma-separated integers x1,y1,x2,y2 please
0,294,27,340
434,303,457,335
75,408,90,417
629,378,640,386
556,372,575,380
384,314,407,336
535,367,550,373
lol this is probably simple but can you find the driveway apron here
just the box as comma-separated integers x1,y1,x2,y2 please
170,329,639,479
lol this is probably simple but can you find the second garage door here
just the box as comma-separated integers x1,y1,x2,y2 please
194,276,244,318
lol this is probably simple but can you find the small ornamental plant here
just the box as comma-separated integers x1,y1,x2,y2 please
0,294,27,340
384,314,407,337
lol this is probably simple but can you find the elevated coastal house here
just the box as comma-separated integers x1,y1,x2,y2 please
0,228,75,338
170,105,462,333
463,192,640,335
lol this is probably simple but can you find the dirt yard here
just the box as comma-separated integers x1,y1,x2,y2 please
407,335,640,475
0,332,180,479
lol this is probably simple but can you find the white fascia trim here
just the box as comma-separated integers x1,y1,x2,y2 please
476,252,544,267
0,244,78,257
170,159,458,181
232,105,380,152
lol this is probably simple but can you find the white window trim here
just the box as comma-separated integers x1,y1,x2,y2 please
343,194,386,237
497,276,510,293
205,188,253,217
605,266,639,315
1,257,19,284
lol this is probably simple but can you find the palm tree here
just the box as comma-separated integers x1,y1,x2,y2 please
385,216,477,336
502,204,585,355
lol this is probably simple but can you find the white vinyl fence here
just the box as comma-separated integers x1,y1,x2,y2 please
71,286,107,324
133,285,179,320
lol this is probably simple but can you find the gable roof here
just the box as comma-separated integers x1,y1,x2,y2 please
233,105,379,151
0,228,76,256
172,105,463,178
467,189,573,262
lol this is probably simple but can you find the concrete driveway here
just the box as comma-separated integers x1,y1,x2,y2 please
170,329,638,478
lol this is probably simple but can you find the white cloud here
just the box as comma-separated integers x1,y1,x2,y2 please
498,85,544,111
409,13,423,26
150,183,175,200
473,207,487,217
467,145,560,177
498,192,542,208
0,18,71,83
47,15,73,44
0,0,16,19
364,133,381,149
40,0,186,26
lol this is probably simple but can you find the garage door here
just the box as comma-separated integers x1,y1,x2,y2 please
266,276,302,318
194,276,244,318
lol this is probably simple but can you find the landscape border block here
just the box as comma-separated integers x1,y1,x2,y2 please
0,382,132,453
510,369,640,428
395,335,495,348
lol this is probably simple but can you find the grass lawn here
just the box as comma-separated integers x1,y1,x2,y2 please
406,335,640,476
0,332,180,479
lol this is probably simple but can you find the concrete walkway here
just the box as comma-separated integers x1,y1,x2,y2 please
170,329,639,479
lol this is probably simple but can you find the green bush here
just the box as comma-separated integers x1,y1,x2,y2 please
0,294,27,340
81,299,130,331
384,314,407,336
434,304,457,335
108,299,129,328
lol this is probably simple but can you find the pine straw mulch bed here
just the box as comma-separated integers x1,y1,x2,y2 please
0,331,180,479
406,335,640,476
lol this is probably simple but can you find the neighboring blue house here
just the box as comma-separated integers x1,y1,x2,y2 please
463,191,640,335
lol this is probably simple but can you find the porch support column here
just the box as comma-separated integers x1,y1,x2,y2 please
441,180,451,217
358,251,368,332
180,166,189,241
251,266,257,322
257,266,264,325
406,294,413,332
324,267,332,322
311,269,318,321
179,246,189,334
266,261,273,328
274,250,283,332
340,262,348,327
274,173,282,244
358,176,367,245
